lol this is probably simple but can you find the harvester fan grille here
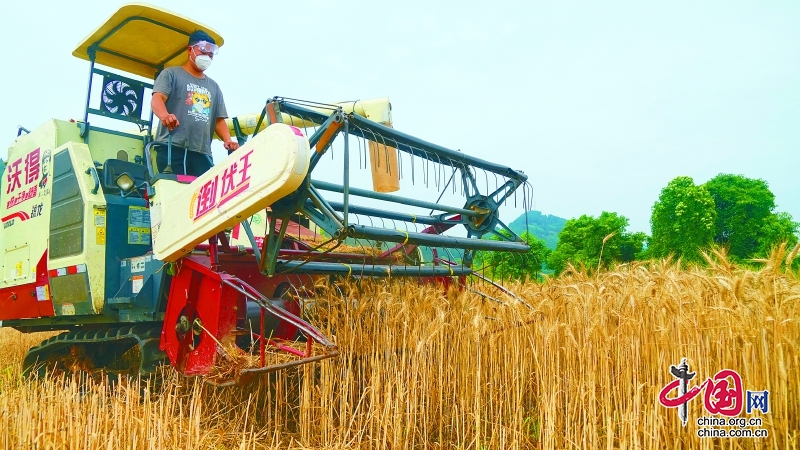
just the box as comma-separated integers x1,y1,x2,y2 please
100,76,144,119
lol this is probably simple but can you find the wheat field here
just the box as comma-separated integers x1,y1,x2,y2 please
0,246,798,449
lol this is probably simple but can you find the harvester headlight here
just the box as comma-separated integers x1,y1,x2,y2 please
115,173,135,192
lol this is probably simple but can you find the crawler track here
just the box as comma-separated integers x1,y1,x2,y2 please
22,324,166,378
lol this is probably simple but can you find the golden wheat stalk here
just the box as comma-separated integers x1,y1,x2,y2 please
0,247,797,449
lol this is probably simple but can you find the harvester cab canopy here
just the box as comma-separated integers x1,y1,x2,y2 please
71,3,223,143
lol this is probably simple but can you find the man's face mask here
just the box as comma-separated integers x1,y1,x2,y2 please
191,41,217,71
193,51,212,70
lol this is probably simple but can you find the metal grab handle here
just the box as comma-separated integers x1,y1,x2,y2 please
85,166,100,194
163,132,174,174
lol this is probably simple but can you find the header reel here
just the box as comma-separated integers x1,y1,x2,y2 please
239,97,532,280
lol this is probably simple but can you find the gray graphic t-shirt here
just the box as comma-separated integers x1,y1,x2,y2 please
153,67,227,156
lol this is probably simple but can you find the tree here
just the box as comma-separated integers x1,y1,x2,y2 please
547,211,646,275
704,174,774,260
704,174,798,260
475,231,550,283
650,176,716,263
756,211,799,257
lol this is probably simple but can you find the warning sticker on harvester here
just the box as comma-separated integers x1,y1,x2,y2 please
129,206,150,227
35,285,50,301
94,209,107,245
128,227,151,245
132,275,144,294
130,257,146,273
149,203,161,242
94,210,106,226
128,206,151,245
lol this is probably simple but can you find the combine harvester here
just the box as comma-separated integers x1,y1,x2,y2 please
0,4,530,386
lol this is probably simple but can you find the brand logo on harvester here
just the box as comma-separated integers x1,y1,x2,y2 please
658,358,770,438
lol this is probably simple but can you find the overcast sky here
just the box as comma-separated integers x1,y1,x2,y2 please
3,1,798,234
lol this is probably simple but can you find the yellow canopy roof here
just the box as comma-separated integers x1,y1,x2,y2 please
72,3,224,79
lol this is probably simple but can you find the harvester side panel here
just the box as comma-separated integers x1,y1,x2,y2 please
0,130,57,320
151,124,310,262
46,143,108,316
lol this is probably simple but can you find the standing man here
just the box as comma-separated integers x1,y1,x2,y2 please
151,30,239,176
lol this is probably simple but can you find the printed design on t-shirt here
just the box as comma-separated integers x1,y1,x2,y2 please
184,83,212,122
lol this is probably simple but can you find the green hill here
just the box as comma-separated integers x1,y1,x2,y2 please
508,210,567,249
